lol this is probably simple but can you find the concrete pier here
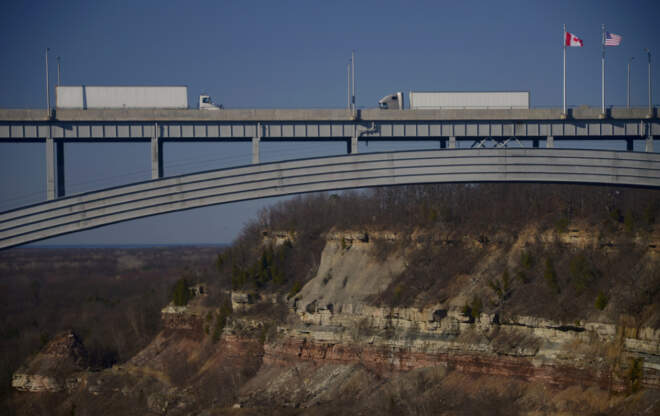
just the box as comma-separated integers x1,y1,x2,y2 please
449,136,456,149
347,136,358,154
547,136,554,148
46,134,65,200
151,123,163,179
252,137,260,164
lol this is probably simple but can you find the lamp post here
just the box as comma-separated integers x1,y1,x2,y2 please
351,50,356,113
45,48,50,115
57,56,61,86
347,62,350,110
645,48,652,118
627,57,634,109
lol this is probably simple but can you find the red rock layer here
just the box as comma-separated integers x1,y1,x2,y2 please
264,338,660,392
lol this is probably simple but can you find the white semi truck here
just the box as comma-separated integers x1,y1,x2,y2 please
55,86,222,110
379,91,529,110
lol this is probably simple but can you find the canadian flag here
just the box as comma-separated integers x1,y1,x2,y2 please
565,32,583,47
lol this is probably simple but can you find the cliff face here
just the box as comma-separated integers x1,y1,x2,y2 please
11,224,660,415
234,226,660,409
12,331,88,393
294,230,405,310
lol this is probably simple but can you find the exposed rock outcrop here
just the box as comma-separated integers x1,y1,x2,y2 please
236,228,660,405
11,226,660,415
12,331,88,392
293,230,405,309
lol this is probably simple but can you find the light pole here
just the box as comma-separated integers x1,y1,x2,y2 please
57,56,61,86
644,48,653,117
347,62,350,110
45,48,50,116
627,57,634,109
351,50,356,113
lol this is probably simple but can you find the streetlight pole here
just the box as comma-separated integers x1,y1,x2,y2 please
57,56,61,86
347,62,350,110
351,50,356,113
627,57,634,109
45,48,50,116
645,48,653,118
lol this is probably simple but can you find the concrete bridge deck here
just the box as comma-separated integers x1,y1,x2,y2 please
0,106,657,122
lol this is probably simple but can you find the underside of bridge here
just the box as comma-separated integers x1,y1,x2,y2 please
1,147,659,249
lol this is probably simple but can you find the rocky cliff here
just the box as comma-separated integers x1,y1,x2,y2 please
235,226,660,410
11,223,660,415
12,331,88,393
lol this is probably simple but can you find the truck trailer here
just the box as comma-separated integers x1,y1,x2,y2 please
56,86,189,109
408,91,529,110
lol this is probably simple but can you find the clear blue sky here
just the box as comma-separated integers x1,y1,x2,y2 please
0,0,659,245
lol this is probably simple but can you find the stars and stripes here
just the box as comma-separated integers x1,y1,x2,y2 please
604,32,622,46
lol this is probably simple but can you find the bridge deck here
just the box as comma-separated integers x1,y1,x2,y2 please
0,107,657,122
0,107,657,142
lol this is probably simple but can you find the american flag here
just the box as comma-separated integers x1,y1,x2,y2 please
605,32,622,46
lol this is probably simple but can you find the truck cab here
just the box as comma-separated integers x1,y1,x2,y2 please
378,92,404,110
199,94,223,110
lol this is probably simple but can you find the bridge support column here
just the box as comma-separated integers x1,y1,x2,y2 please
46,135,65,200
347,136,358,154
252,137,260,164
546,136,554,148
626,138,634,151
449,136,456,149
151,136,163,179
646,136,654,153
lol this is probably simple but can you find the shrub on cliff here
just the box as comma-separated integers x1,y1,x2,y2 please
624,209,636,233
543,259,560,294
224,243,292,292
594,291,608,310
488,269,512,305
462,296,483,323
643,200,657,227
569,253,599,294
520,251,534,270
212,301,232,343
170,278,193,306
287,281,302,299
626,357,644,393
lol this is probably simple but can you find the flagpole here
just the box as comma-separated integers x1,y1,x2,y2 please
601,24,606,117
563,24,567,117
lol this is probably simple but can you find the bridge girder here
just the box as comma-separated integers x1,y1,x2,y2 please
1,118,658,141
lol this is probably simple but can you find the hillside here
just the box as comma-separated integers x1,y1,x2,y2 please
7,183,660,415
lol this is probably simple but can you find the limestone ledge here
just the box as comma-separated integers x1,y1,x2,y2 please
12,373,62,392
11,372,83,393
288,303,660,366
322,224,660,252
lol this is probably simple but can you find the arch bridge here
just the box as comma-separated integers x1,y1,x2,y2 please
1,106,659,249
1,147,659,249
